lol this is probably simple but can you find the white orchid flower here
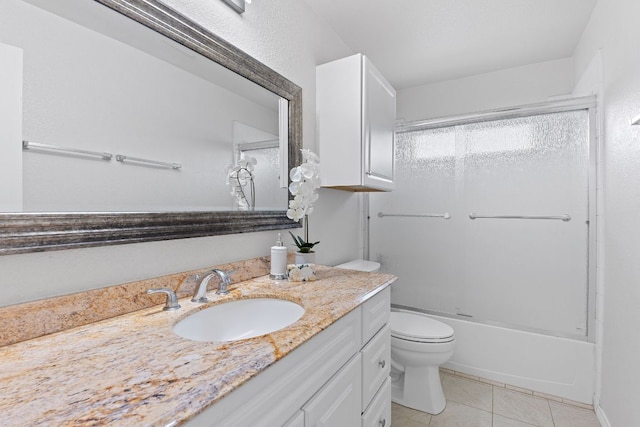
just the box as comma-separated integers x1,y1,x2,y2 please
301,149,320,164
286,149,320,223
237,156,257,171
300,163,317,179
225,156,257,210
288,180,301,195
290,166,302,182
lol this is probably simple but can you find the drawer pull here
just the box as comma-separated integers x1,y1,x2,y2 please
379,419,386,427
379,359,386,368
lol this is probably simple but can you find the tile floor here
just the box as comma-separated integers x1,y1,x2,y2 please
392,372,601,427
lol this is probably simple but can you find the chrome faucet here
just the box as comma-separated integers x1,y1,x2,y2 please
192,269,231,303
147,288,181,311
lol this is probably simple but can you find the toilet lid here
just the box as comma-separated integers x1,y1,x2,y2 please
390,311,455,342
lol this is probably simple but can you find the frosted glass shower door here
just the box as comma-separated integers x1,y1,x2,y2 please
239,145,288,210
370,110,591,338
370,128,462,314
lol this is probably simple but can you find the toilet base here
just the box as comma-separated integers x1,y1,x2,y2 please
390,365,446,415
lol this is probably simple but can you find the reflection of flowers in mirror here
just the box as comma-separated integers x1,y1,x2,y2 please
287,149,321,222
226,156,256,211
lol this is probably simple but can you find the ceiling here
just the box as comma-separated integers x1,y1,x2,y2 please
304,0,598,90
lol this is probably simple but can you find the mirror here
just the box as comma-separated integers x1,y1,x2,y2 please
0,0,302,255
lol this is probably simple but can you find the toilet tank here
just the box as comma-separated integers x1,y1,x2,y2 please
334,259,381,273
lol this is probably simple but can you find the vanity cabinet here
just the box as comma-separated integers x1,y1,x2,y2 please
303,353,362,426
317,53,396,192
283,411,304,427
362,325,391,412
360,289,392,427
186,286,391,427
304,288,391,427
363,378,392,427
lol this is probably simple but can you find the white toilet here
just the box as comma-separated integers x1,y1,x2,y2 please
334,260,456,415
334,259,382,273
390,310,455,414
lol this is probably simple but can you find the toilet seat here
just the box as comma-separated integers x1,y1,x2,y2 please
391,311,455,343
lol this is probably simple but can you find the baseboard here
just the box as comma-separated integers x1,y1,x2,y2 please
595,402,611,427
440,368,593,411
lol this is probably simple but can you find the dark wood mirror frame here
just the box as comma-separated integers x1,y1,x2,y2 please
0,0,302,256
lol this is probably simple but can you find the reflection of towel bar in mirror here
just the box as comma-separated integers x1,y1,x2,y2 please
236,139,279,152
469,213,571,222
2,0,302,256
22,140,112,161
377,212,451,219
115,154,182,170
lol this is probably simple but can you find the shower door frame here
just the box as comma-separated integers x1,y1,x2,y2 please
371,95,597,343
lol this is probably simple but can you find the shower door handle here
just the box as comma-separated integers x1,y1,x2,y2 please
469,213,571,222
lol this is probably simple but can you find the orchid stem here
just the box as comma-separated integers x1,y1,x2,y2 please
234,167,254,210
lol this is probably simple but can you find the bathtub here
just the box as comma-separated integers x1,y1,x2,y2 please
393,309,595,404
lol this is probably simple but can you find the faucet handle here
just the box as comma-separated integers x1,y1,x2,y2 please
211,269,231,295
147,288,181,311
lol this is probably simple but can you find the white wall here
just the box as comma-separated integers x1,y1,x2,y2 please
2,0,279,212
0,0,358,306
0,42,22,211
397,58,574,122
573,0,640,425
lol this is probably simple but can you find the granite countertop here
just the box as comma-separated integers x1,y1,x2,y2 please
0,266,395,426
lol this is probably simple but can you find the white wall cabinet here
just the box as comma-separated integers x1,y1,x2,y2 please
186,287,391,427
317,53,396,192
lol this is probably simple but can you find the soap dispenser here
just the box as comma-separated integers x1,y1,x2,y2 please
270,233,288,279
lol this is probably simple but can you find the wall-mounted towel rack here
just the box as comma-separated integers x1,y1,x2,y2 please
115,154,181,170
468,213,571,222
22,140,112,161
377,212,451,219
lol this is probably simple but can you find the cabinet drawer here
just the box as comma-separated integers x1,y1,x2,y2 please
283,411,304,427
303,353,362,427
362,287,390,345
362,377,391,427
361,324,390,410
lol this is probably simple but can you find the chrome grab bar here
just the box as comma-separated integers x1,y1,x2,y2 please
22,140,112,161
115,154,181,170
469,213,571,222
377,212,451,219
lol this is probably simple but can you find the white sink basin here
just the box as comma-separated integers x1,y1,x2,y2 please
173,298,305,342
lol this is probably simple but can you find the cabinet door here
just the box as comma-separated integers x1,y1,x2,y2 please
303,354,362,427
283,411,304,427
361,325,391,411
362,377,391,427
363,56,396,191
362,287,391,345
